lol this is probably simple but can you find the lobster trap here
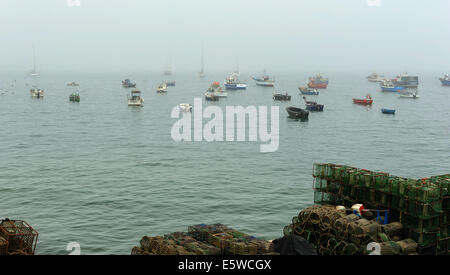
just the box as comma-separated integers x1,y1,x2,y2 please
0,219,39,255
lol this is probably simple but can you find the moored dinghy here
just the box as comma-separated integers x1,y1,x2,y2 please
286,106,309,120
381,108,396,115
303,96,324,112
205,92,218,101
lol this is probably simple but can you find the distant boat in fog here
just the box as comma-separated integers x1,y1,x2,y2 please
199,44,205,78
164,48,173,76
30,47,40,77
439,74,450,86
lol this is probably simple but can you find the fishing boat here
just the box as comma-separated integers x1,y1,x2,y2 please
308,74,328,89
353,94,373,106
224,74,247,90
298,87,319,95
303,96,324,112
439,74,450,86
205,92,219,101
273,92,291,101
256,81,274,87
381,108,395,114
165,81,176,87
207,82,228,98
392,73,419,88
399,91,420,99
380,80,405,92
128,89,144,106
67,82,80,87
30,87,44,98
367,73,386,82
157,82,168,93
179,103,192,112
253,70,275,83
286,106,309,120
69,92,80,102
122,79,136,88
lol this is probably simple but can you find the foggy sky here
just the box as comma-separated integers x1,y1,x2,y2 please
1,0,449,74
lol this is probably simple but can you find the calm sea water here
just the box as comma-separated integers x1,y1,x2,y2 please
0,72,449,255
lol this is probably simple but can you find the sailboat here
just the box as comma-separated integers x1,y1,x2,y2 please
163,49,173,76
30,47,40,77
233,54,240,76
199,45,205,78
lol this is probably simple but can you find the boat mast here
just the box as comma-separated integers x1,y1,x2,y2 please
235,54,239,75
200,43,204,74
33,46,37,73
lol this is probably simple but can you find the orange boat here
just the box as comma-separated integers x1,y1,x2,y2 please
353,94,373,105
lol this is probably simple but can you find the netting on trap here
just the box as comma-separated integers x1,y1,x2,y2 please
312,163,449,252
0,219,39,255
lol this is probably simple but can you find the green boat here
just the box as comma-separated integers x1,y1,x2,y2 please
69,93,80,102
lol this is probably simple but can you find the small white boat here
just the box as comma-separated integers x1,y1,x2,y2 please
179,103,192,112
399,92,420,99
157,82,168,93
30,87,44,98
128,89,144,106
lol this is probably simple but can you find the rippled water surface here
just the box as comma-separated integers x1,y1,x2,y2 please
0,72,449,254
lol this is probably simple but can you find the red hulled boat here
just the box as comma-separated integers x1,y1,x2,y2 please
353,94,373,105
308,81,328,89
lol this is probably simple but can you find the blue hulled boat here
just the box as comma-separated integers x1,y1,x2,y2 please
224,73,247,90
298,87,319,95
381,108,396,114
440,74,450,86
303,96,324,112
380,80,405,92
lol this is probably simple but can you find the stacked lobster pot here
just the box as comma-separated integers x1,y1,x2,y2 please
132,224,276,255
284,205,418,255
312,163,449,254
